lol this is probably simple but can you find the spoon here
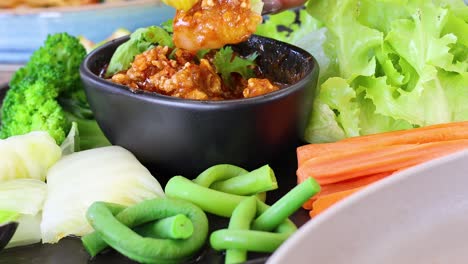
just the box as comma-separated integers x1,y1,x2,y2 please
0,222,18,251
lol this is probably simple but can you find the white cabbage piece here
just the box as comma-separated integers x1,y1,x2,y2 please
0,179,48,248
0,132,62,182
60,122,78,156
6,214,43,248
41,146,165,243
0,179,47,215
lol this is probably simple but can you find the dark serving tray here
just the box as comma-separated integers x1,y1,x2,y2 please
0,83,310,264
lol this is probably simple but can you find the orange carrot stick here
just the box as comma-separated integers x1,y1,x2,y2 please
297,139,468,185
297,121,468,166
313,171,392,197
303,199,314,210
309,187,362,217
301,172,392,210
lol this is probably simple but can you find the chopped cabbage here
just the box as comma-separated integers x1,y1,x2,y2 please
0,132,62,182
60,122,79,156
40,146,165,243
6,214,42,248
0,179,47,248
0,179,47,215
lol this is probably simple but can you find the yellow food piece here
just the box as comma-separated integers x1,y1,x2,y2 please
162,0,198,11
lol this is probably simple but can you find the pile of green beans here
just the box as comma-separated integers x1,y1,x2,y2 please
165,164,320,264
210,178,320,263
82,164,319,264
194,164,278,195
82,198,208,264
165,164,278,217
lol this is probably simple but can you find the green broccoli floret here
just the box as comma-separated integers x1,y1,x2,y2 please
8,67,28,89
1,78,69,143
27,33,87,94
1,33,110,150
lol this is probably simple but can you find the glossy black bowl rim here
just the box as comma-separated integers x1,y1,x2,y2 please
80,35,318,110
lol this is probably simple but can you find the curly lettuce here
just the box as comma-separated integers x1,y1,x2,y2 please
106,26,174,77
256,0,468,143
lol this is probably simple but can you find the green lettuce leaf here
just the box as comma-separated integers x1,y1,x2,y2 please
356,0,411,34
255,9,323,44
304,100,346,143
386,4,465,79
357,95,413,136
106,26,173,77
300,0,468,143
307,0,383,80
366,70,468,127
255,10,299,42
438,70,468,121
255,8,331,80
316,77,361,138
433,0,468,22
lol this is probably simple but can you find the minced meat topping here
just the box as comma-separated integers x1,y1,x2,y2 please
110,46,279,100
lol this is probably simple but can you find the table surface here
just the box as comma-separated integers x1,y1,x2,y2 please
0,71,14,85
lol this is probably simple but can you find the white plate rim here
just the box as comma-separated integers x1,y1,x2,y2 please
268,149,468,264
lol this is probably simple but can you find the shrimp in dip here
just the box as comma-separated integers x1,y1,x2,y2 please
173,0,262,52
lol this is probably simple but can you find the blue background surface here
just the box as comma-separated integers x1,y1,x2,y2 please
0,3,175,64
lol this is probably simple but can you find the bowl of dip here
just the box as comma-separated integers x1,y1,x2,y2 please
80,34,319,177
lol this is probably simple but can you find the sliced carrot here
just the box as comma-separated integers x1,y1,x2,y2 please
297,139,468,185
303,199,314,210
310,187,362,217
301,172,392,210
297,121,468,166
314,171,392,197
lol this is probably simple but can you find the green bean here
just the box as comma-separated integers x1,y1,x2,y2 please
210,165,278,195
210,230,290,253
252,177,320,231
273,218,298,236
256,199,297,234
133,214,193,240
165,176,246,217
82,232,105,257
193,164,248,187
84,215,194,257
83,198,208,263
192,164,270,202
82,203,127,257
225,196,257,264
208,199,296,261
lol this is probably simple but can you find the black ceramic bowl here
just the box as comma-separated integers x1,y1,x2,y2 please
80,35,319,178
